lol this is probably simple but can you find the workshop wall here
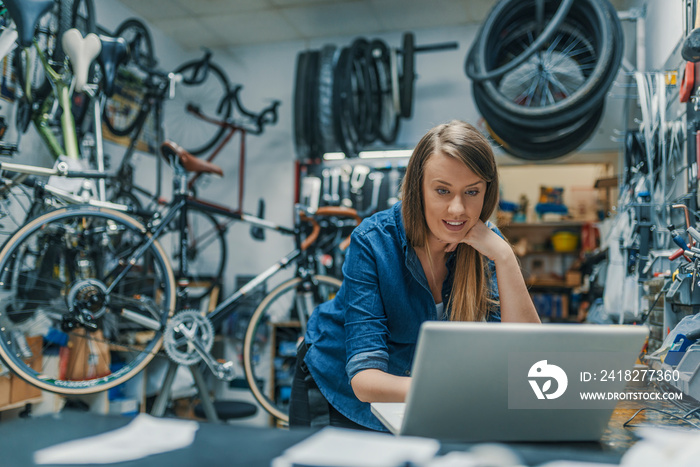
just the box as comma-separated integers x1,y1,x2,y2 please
91,2,643,300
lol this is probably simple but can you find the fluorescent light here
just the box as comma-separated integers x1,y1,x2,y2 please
359,150,413,159
323,152,346,160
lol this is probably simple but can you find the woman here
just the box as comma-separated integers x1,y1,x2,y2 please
290,120,539,431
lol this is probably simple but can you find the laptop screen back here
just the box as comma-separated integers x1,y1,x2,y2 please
400,322,648,442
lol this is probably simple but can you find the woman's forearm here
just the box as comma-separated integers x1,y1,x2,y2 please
494,252,541,323
350,368,412,403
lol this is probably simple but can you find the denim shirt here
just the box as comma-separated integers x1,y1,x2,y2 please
304,202,502,431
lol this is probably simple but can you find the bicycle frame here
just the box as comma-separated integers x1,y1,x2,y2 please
185,89,280,213
21,41,80,160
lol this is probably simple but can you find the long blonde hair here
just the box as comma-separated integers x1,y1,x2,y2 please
401,121,499,321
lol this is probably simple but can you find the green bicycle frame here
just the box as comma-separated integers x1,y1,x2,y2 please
22,40,79,161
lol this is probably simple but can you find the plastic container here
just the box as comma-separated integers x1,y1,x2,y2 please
551,231,579,252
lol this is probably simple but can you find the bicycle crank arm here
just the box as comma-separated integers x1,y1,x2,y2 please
177,324,236,381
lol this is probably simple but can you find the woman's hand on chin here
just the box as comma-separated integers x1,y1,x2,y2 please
459,221,512,263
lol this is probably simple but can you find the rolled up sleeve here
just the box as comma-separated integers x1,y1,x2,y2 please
342,230,390,381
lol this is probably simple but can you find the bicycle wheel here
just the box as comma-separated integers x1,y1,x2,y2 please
164,60,231,156
0,206,176,395
0,173,35,243
472,0,621,128
158,206,227,301
114,18,156,71
371,39,401,144
102,19,154,137
243,274,341,423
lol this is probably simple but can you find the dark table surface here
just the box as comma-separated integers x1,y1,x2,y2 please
0,409,640,467
4,383,699,467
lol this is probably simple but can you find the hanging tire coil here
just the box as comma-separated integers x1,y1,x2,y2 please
465,0,624,160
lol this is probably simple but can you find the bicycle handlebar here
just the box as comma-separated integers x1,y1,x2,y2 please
298,206,362,252
187,85,280,135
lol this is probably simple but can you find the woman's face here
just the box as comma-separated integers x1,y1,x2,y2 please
422,152,486,247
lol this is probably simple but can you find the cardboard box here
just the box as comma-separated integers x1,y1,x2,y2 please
0,375,11,408
63,329,111,381
10,336,42,404
565,270,582,287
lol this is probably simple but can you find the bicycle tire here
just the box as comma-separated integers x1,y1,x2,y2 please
115,18,156,71
371,39,401,144
475,0,621,125
332,47,360,157
399,32,415,119
102,18,154,137
0,206,176,395
484,101,605,160
164,59,231,156
293,51,311,160
158,206,227,302
346,38,375,146
243,274,341,423
317,45,339,155
306,50,322,159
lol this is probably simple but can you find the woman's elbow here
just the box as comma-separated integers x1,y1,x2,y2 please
350,373,373,402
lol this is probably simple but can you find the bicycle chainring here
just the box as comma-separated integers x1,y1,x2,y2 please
163,309,214,366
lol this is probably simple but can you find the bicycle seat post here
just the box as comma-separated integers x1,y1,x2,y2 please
172,158,188,196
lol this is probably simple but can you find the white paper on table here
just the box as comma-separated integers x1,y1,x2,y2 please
34,413,199,464
619,426,700,467
271,426,440,467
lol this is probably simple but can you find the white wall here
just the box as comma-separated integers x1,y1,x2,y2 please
185,21,639,294
636,0,683,71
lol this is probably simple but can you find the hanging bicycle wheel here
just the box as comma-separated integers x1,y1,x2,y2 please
102,18,154,137
466,0,623,159
477,0,620,127
158,207,227,301
370,39,401,144
317,45,340,155
115,18,156,70
0,206,176,395
243,275,341,423
164,59,231,156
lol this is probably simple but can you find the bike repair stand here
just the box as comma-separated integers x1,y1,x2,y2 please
150,360,220,423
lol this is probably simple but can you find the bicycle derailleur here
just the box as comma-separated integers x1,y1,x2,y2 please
163,309,235,381
62,279,109,332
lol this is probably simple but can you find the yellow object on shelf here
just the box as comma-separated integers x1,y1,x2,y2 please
551,231,579,252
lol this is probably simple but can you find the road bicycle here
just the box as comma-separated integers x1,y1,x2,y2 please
0,146,359,425
106,88,280,301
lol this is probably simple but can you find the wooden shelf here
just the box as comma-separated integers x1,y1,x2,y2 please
0,397,43,412
527,279,570,288
500,220,586,229
520,250,579,256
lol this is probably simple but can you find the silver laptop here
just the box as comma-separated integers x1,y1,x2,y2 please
371,322,648,442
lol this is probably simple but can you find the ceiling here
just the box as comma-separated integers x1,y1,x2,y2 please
116,0,635,51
